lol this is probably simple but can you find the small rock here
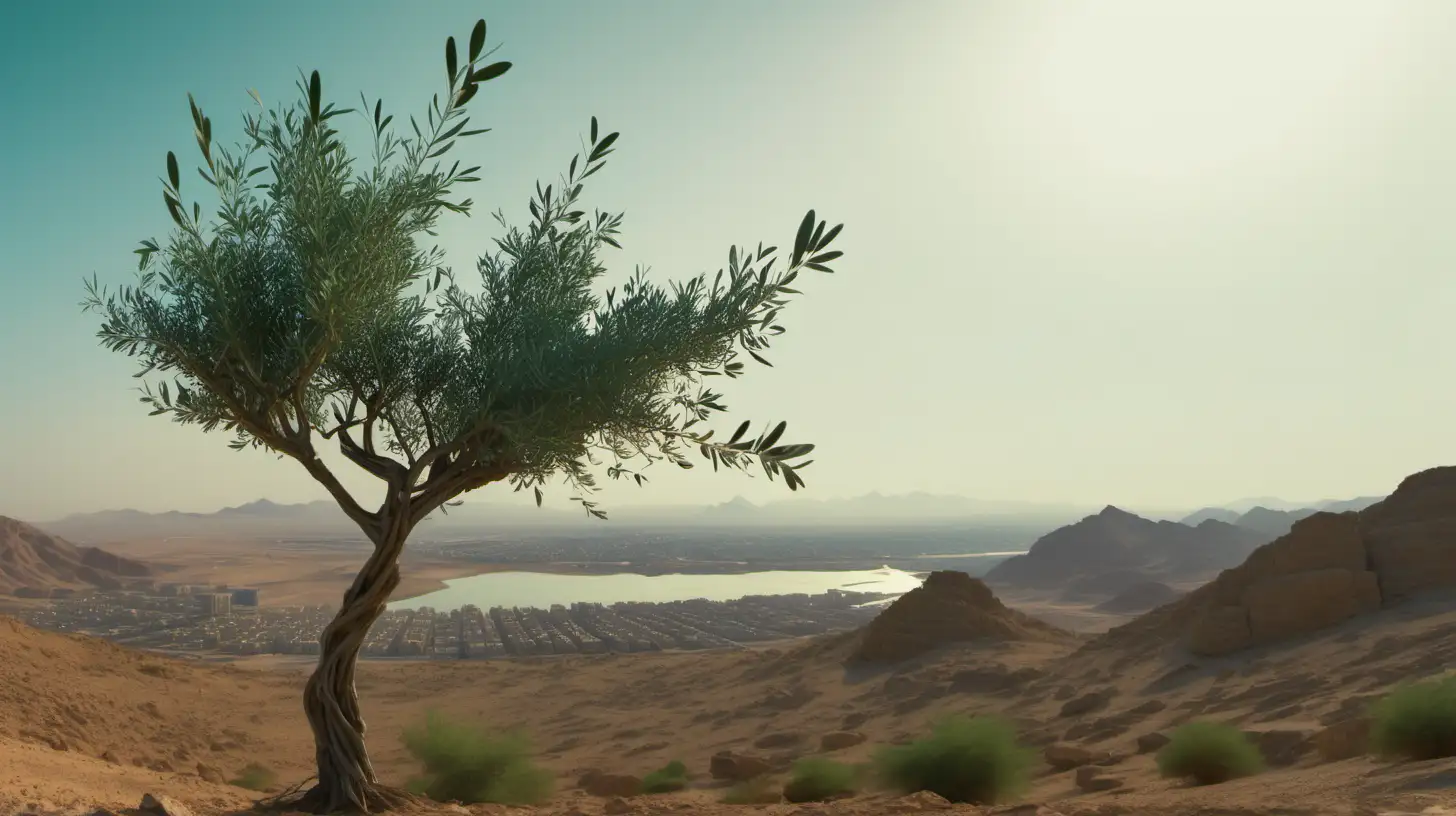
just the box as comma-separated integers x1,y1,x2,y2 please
842,712,870,729
895,790,954,811
1136,731,1171,754
583,772,643,798
604,796,636,815
710,750,773,781
820,731,868,751
139,793,194,816
100,750,121,764
195,762,225,784
755,731,803,749
1074,766,1124,793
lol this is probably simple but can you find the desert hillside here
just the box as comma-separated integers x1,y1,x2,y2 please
0,516,153,597
11,529,1456,815
1098,464,1456,657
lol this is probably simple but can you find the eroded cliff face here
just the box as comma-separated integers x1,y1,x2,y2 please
1100,466,1456,656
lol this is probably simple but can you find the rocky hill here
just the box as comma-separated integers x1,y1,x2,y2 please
1098,465,1456,656
850,570,1068,662
984,506,1268,591
0,516,152,596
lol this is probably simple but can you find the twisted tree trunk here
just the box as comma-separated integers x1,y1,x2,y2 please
292,527,412,814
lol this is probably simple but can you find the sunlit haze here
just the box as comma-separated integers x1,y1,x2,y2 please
3,0,1454,521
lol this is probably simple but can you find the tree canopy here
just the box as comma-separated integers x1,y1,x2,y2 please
82,21,844,539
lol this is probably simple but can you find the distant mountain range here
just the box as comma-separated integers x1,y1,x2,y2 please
1177,495,1385,538
40,492,1105,543
33,489,1389,544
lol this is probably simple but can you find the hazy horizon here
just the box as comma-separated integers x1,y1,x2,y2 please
5,1,1456,521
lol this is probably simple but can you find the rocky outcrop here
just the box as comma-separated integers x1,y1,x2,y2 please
1102,466,1456,656
850,571,1068,663
986,506,1268,590
1360,468,1456,602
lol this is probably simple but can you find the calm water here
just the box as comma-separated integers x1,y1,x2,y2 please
389,566,935,611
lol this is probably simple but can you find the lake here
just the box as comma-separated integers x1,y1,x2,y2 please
390,565,940,611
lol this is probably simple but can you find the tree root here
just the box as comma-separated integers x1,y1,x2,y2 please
254,776,422,814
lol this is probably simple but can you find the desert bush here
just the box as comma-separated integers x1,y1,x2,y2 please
872,715,1032,804
400,710,553,805
1372,676,1456,760
721,777,782,805
1156,721,1264,785
782,757,858,803
641,759,690,793
229,761,277,791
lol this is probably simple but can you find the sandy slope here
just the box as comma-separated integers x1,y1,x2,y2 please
9,583,1456,816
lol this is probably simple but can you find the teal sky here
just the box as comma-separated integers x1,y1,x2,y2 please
2,1,1454,521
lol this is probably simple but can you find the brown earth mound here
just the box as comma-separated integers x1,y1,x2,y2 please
0,515,153,596
850,570,1068,662
1098,465,1456,656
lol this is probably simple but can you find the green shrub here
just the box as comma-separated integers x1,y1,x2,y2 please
400,710,554,805
1372,676,1456,760
872,716,1032,804
641,759,690,793
721,777,782,805
1156,721,1264,785
782,757,858,803
229,761,277,791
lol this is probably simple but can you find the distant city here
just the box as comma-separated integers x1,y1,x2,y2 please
16,582,891,659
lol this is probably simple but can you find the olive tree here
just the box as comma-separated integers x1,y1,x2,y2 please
82,18,843,813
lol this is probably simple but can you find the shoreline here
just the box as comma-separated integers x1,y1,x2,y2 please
389,556,1009,604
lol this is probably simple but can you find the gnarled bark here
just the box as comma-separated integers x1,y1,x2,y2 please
289,527,412,813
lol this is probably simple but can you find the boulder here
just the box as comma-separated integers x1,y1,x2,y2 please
1135,731,1171,754
195,762,225,784
754,731,803,750
581,772,643,798
138,795,193,816
603,797,636,815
